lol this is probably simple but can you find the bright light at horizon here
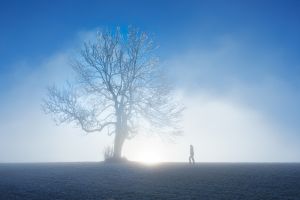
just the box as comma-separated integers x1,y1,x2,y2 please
124,136,164,164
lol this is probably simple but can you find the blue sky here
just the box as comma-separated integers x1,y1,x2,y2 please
1,0,300,92
1,0,300,69
1,0,300,162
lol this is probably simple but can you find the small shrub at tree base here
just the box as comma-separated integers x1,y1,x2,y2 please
103,146,114,161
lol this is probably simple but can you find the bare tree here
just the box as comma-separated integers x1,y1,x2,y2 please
42,27,184,160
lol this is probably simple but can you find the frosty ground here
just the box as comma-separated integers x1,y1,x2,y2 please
0,162,299,200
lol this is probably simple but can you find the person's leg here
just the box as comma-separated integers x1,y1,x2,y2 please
192,156,195,164
189,156,191,164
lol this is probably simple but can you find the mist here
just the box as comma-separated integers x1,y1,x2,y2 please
0,31,300,163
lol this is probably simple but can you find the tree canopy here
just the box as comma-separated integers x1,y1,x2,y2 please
42,27,184,159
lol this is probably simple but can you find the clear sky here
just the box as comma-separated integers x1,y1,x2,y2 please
1,0,300,162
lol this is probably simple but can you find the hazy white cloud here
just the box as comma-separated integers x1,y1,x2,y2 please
181,94,299,162
159,38,300,162
125,92,300,162
0,36,114,162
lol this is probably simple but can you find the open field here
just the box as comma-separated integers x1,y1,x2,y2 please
0,162,299,200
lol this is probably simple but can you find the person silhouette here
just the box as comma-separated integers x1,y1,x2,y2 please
189,145,195,164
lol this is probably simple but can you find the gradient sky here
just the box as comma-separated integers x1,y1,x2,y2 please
1,0,300,162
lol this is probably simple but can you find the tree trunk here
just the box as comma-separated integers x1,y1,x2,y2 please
113,130,126,159
113,105,127,159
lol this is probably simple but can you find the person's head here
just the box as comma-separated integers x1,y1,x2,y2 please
190,145,193,148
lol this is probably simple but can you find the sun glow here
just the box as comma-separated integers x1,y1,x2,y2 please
125,137,164,164
138,148,162,164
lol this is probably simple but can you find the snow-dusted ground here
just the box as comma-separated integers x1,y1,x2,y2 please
0,162,299,200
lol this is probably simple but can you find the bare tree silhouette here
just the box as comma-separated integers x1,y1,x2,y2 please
42,27,184,160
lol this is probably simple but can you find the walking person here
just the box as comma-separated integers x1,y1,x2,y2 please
189,145,195,164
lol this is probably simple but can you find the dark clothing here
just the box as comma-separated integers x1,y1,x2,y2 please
189,145,195,164
190,148,194,156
